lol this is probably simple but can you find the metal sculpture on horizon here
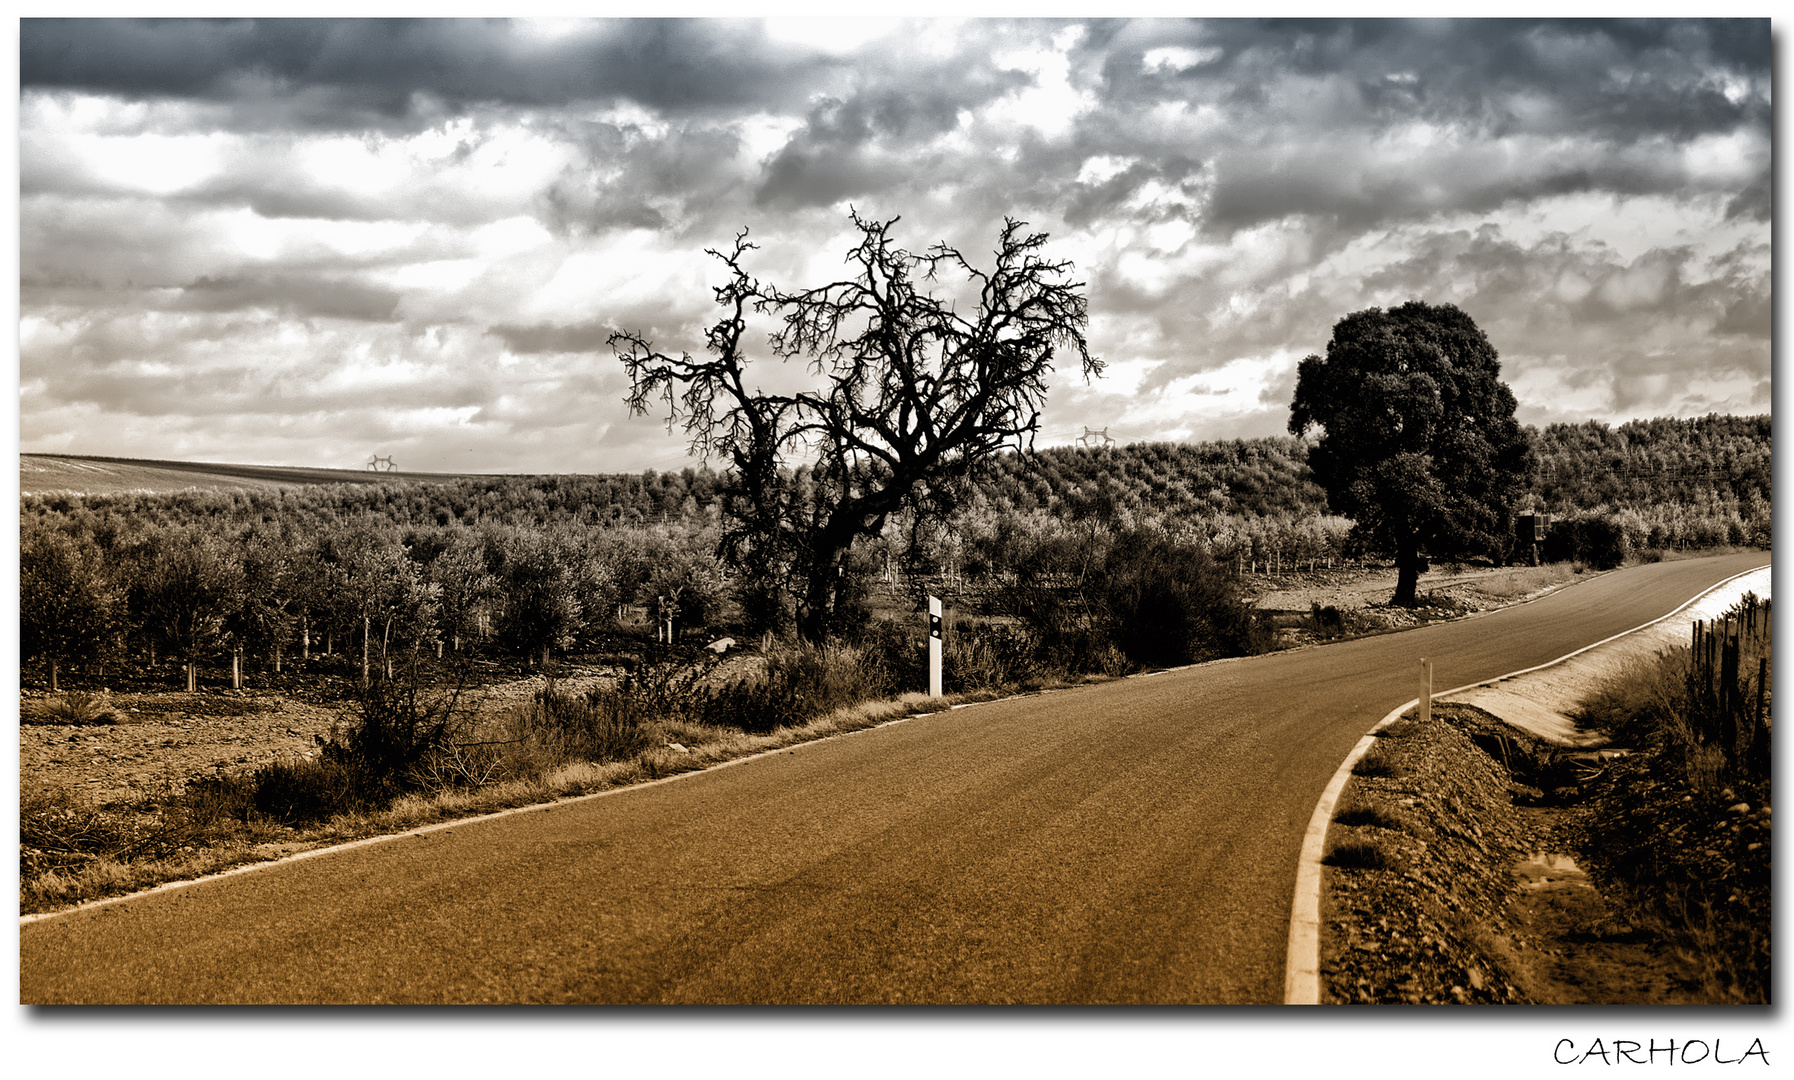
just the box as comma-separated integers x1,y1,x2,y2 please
366,454,396,472
1076,426,1115,450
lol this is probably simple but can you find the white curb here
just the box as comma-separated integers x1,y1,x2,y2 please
1282,561,1769,1004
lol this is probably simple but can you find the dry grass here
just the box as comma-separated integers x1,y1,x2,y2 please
1333,797,1406,831
1465,564,1578,600
1351,743,1404,779
18,685,955,915
22,691,121,726
1324,837,1399,871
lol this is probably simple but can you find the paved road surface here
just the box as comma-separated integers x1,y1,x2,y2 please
20,553,1766,1004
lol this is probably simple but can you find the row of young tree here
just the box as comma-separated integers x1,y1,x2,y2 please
19,515,730,691
22,443,1764,693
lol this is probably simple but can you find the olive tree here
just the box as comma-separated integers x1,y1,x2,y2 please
20,526,122,690
612,211,1099,640
140,528,245,691
1289,301,1533,606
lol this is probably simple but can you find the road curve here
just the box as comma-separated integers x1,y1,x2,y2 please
21,553,1767,1004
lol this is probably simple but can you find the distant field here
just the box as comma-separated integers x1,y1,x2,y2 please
19,454,463,497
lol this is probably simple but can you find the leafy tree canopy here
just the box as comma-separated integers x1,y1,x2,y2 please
1289,301,1533,605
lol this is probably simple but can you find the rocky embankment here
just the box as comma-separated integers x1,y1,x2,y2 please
1322,566,1771,1005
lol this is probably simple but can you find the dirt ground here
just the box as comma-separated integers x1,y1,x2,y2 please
18,662,630,805
1321,705,1719,1004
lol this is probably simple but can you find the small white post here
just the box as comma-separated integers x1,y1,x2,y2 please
1420,658,1433,723
928,594,943,699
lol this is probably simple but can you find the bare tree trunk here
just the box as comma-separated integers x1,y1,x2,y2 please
50,658,58,693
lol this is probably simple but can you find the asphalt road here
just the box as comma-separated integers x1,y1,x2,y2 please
20,552,1767,1004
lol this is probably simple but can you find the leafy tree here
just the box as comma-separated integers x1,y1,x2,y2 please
1289,301,1533,606
224,528,299,675
20,525,123,690
485,526,584,667
312,526,440,680
141,528,245,690
613,210,1099,640
421,530,500,653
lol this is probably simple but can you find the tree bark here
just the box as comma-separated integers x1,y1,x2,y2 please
1392,540,1422,607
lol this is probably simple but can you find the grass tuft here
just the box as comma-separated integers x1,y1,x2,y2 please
23,691,121,726
1333,800,1405,830
1351,746,1402,779
1325,838,1399,872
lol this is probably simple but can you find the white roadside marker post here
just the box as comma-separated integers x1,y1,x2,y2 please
1420,658,1433,723
928,595,943,699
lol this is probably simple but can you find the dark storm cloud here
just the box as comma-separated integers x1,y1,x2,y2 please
1073,18,1770,236
172,274,403,322
1096,18,1769,136
1059,156,1202,230
543,119,745,236
20,18,841,130
489,319,615,355
17,17,1771,471
751,54,1031,211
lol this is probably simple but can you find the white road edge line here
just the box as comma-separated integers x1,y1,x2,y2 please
1282,562,1769,1005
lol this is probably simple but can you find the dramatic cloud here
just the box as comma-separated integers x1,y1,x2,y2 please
17,16,1771,473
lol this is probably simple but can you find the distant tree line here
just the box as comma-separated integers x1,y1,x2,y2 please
19,414,1769,687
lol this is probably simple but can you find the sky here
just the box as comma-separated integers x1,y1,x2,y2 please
13,15,1774,475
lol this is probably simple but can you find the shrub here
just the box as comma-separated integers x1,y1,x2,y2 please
1352,746,1402,778
701,642,881,734
330,679,471,798
1325,839,1398,871
1544,513,1630,570
1334,801,1404,830
22,691,120,726
1096,529,1273,667
523,683,657,764
23,781,231,876
188,756,368,825
944,621,1047,692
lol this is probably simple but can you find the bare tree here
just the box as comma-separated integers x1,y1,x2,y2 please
612,211,1099,640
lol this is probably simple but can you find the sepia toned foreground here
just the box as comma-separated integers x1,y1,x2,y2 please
21,554,1766,1004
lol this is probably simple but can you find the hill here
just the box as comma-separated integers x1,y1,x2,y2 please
19,454,454,498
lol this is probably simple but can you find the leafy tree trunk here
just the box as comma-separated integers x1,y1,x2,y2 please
1393,541,1422,608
